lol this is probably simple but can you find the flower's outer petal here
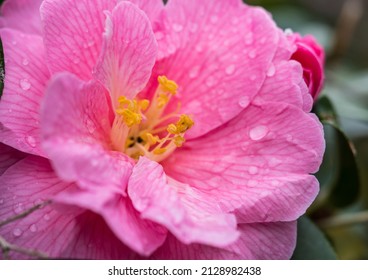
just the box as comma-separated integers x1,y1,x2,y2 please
94,1,157,107
128,157,239,248
0,143,26,175
142,0,280,139
288,33,325,100
0,156,137,259
40,0,118,80
125,0,164,24
163,102,324,223
0,0,43,35
150,221,296,260
56,187,167,256
253,29,313,112
41,73,133,194
0,28,50,156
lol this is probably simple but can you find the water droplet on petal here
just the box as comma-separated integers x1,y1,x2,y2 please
195,45,203,53
26,135,36,148
249,75,257,81
0,199,4,204
29,224,37,233
189,23,198,33
267,63,276,77
13,228,23,237
238,96,250,108
210,15,218,24
19,79,31,91
173,24,183,32
249,166,259,175
249,125,269,141
248,50,256,59
12,40,17,45
22,58,29,66
248,180,257,187
189,65,200,79
206,77,215,87
225,65,235,75
86,119,96,134
43,214,50,221
13,203,24,214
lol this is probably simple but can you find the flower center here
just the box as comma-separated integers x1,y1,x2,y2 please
111,76,194,162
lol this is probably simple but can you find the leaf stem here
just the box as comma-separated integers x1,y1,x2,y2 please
0,200,51,228
318,210,368,229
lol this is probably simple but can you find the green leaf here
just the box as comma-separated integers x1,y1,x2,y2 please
291,216,337,260
0,37,4,99
313,95,339,126
314,123,360,209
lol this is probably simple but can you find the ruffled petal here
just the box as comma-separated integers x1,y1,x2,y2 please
0,28,50,155
253,29,312,112
40,0,117,80
141,0,280,138
41,73,133,194
56,186,167,256
125,0,164,24
94,1,157,107
150,221,296,260
0,143,26,175
128,157,238,248
163,102,324,223
0,0,43,35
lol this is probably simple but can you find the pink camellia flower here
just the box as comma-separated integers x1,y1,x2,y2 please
288,32,325,100
0,0,324,259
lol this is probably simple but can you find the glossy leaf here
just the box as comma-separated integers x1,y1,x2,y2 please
313,95,339,126
291,215,337,260
314,123,360,209
0,38,4,99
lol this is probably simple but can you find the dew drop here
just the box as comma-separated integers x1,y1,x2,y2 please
260,37,267,44
43,214,50,221
266,63,276,77
210,15,218,24
26,135,36,148
12,40,17,45
189,65,200,79
0,199,4,204
87,40,95,47
19,79,31,91
238,96,250,108
173,23,183,32
249,125,269,141
168,44,176,55
205,77,215,87
244,34,253,45
248,180,257,187
13,228,23,237
249,166,259,175
86,119,96,134
225,65,235,75
248,50,256,59
13,203,24,214
195,45,203,53
22,58,29,66
29,224,37,233
249,75,257,81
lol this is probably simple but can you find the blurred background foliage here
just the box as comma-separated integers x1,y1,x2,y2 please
248,0,368,259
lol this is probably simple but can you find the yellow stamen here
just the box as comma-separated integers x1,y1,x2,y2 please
158,76,178,94
157,93,169,108
153,148,167,155
168,114,194,134
174,135,185,147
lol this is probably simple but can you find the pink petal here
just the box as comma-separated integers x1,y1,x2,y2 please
142,1,280,138
41,73,133,194
56,187,167,256
128,157,239,247
289,33,325,100
125,0,164,24
163,102,324,223
40,0,117,80
253,29,313,112
94,1,157,107
151,221,296,260
0,0,43,35
0,143,26,175
0,28,50,155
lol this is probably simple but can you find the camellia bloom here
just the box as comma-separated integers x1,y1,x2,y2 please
0,0,324,259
